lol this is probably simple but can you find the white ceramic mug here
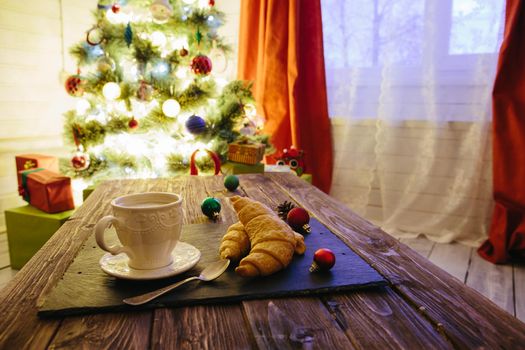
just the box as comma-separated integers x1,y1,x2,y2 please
94,192,183,270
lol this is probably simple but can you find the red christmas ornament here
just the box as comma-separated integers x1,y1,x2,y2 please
209,0,215,6
111,3,121,13
287,207,311,233
310,248,336,272
128,117,139,129
71,152,90,171
65,75,84,97
191,55,212,75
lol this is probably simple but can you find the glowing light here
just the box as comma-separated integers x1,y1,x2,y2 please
176,67,188,79
71,178,89,206
75,99,90,115
183,0,196,4
172,37,189,50
162,99,181,117
215,77,228,89
152,61,170,77
102,82,121,100
197,0,209,7
106,9,130,24
150,31,167,47
244,103,257,117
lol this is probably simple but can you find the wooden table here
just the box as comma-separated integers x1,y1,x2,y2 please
1,173,524,349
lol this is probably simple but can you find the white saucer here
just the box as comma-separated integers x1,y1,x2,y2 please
99,242,201,280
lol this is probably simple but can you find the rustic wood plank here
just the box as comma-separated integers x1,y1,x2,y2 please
243,298,355,349
266,173,525,349
466,251,514,314
399,237,435,259
49,312,152,349
236,176,360,348
240,174,451,347
0,266,17,290
0,219,84,349
149,176,259,348
46,180,181,347
0,233,10,269
515,263,525,322
428,243,472,282
151,305,254,349
324,288,452,349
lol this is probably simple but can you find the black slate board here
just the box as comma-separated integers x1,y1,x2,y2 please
38,219,386,318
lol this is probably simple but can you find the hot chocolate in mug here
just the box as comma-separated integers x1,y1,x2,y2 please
94,192,183,270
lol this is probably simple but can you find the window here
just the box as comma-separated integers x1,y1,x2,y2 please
321,0,505,121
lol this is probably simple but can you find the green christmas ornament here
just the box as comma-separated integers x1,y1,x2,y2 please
224,175,239,191
201,197,221,220
195,28,203,45
125,22,133,47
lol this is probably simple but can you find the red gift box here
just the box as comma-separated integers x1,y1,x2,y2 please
18,168,74,213
15,154,59,186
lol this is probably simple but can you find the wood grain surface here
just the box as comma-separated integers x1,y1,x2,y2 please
0,173,523,349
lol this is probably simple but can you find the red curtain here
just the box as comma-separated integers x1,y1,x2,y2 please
478,0,525,263
237,0,333,193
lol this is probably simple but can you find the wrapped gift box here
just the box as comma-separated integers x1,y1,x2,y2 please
300,173,313,184
19,168,74,213
227,141,265,165
221,161,264,175
5,205,74,269
15,154,59,186
83,185,97,201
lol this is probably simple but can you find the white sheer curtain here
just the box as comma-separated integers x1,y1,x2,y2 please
322,0,505,246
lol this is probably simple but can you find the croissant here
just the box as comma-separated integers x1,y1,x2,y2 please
229,196,305,277
219,222,250,262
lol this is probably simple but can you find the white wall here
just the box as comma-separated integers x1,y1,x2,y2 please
0,0,240,231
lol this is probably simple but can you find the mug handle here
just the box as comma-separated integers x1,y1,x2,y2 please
94,215,129,256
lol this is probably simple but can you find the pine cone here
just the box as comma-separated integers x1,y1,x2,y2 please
277,201,295,220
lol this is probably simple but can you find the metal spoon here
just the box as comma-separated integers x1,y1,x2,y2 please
123,259,230,306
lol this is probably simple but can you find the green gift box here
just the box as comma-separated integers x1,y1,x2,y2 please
5,205,74,269
221,161,264,175
300,173,312,184
83,185,97,201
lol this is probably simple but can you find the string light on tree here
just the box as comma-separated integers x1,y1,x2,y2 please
102,82,121,100
75,99,91,115
150,31,167,47
162,99,181,117
152,61,170,78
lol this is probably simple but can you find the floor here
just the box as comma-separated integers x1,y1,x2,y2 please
0,233,523,323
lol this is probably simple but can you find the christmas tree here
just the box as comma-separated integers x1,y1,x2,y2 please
62,0,269,183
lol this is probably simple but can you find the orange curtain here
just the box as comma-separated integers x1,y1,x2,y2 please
478,0,525,263
237,0,333,193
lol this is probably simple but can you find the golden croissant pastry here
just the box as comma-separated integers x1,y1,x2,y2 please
226,196,305,277
220,222,250,262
